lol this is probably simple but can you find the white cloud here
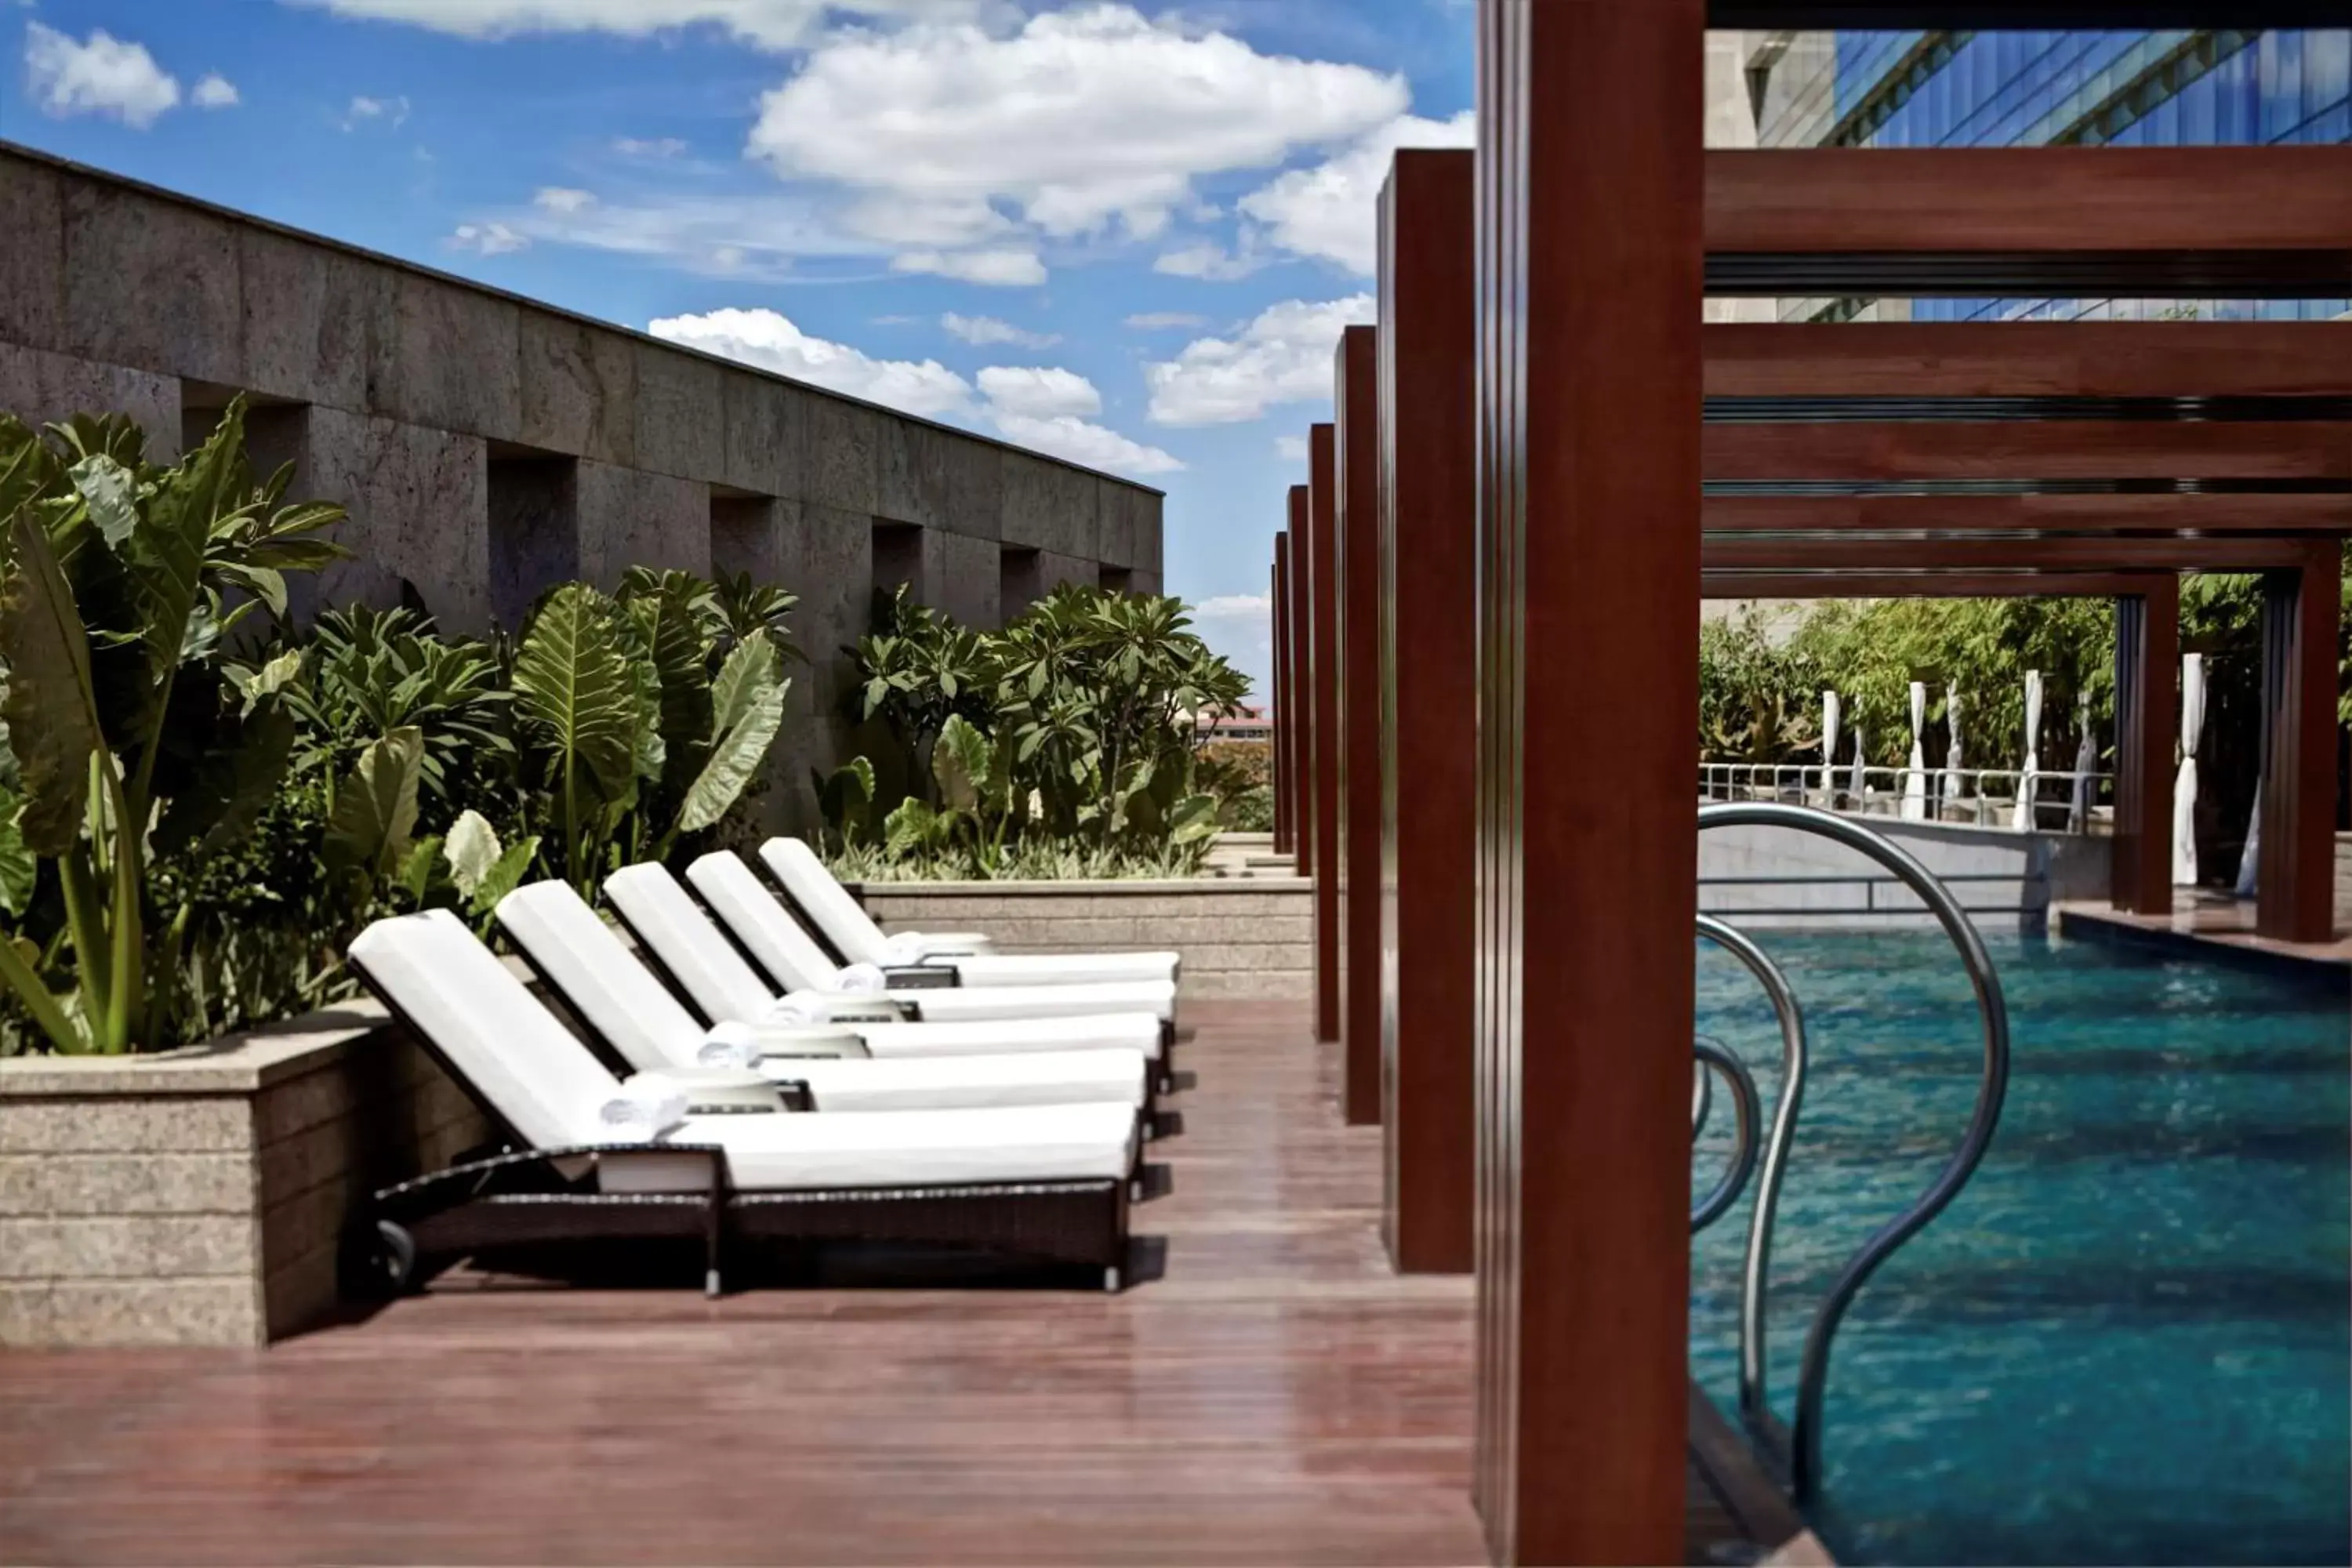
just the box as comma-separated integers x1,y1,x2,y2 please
1152,238,1262,281
977,365,1101,419
534,185,596,212
613,136,688,157
891,247,1047,287
191,72,240,109
343,93,410,129
746,5,1405,250
499,188,869,278
24,23,181,128
1275,434,1308,461
289,0,999,49
1125,312,1207,330
1192,592,1269,620
1238,108,1473,275
1145,294,1373,426
650,307,973,418
942,313,1060,349
448,222,528,255
989,412,1181,476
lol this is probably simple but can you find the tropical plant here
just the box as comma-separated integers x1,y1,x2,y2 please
0,401,347,1053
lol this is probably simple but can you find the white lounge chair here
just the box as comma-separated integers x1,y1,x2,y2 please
346,909,1141,1296
685,851,1177,1026
759,837,1181,989
494,877,1154,1117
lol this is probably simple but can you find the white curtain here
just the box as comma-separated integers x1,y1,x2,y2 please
1902,681,1929,819
2068,690,2097,833
2173,652,2205,884
2012,670,2044,831
2236,779,2261,897
1944,684,1965,814
1848,726,1867,805
1820,690,1841,807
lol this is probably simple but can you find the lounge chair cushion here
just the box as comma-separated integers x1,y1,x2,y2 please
599,1101,1138,1192
495,880,710,1076
851,1012,1163,1062
686,849,851,993
604,862,782,1025
786,1047,1147,1113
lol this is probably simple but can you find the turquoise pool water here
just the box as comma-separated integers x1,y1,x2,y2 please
1691,931,2350,1566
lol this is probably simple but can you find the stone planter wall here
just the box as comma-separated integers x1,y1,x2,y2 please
850,877,1312,999
0,1002,484,1348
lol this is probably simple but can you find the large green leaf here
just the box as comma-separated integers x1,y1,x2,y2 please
441,808,503,900
466,833,540,916
151,698,296,862
124,401,241,695
931,713,989,814
511,584,640,807
66,454,139,550
677,641,786,835
628,579,716,799
0,787,34,916
818,755,876,842
0,510,105,855
1167,793,1221,847
324,726,423,881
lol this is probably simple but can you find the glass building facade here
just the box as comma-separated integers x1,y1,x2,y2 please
1747,29,2352,322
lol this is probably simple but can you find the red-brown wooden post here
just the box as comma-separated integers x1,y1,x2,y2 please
2111,575,2180,916
1272,538,1294,856
2256,539,2343,942
1289,485,1315,880
1472,1,1702,1562
1336,325,1383,1124
1377,147,1476,1272
1307,435,1341,1044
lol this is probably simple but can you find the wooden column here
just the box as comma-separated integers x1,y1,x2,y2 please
1336,325,1384,1124
1289,485,1315,880
2111,575,2180,917
1378,147,1476,1272
1472,2,1702,1563
1272,539,1294,856
1307,437,1342,1043
2256,539,2342,942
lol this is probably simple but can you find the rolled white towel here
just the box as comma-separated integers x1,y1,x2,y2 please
878,931,930,965
837,962,887,993
697,1018,763,1069
761,993,835,1028
597,1079,691,1142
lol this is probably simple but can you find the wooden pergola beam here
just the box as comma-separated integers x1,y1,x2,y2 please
1701,571,2163,599
1704,420,2351,482
1334,325,1382,1127
1711,2,2348,23
1271,536,1293,856
2112,575,2180,918
1287,486,1314,880
1704,535,2315,574
1704,147,2352,298
1307,427,1341,1045
1704,492,2352,535
1704,321,2352,401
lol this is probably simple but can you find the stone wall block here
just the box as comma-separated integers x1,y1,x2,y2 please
519,312,637,465
805,397,880,514
879,420,949,529
0,158,65,350
238,229,380,412
941,436,1004,542
62,180,242,385
722,372,803,497
577,463,710,590
0,343,182,459
366,273,521,439
633,343,726,483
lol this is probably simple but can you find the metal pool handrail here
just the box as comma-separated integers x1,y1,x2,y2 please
1690,1036,1762,1235
1694,914,1809,1432
1697,801,2013,1503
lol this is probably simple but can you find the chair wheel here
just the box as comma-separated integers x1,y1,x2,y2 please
341,1218,416,1300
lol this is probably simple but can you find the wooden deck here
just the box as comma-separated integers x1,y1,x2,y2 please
0,1000,1782,1566
2059,891,2352,972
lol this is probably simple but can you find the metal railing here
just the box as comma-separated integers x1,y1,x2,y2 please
1699,760,2111,833
1693,802,2013,1504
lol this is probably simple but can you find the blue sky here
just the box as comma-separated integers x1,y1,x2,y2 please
1,0,1481,696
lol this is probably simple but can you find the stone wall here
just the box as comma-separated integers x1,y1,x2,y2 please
0,141,1164,828
0,1004,484,1348
853,880,1312,1000
1697,814,2111,931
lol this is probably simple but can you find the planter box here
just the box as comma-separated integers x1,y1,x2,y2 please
0,1000,485,1348
848,877,1312,1000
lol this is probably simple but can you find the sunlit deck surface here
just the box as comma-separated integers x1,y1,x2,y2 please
0,1000,1772,1566
2060,887,2352,971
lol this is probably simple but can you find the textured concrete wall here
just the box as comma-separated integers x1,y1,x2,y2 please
854,880,1312,999
0,142,1165,827
1697,815,2111,931
0,1010,485,1348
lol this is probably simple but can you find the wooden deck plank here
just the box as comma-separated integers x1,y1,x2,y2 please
0,1000,1783,1565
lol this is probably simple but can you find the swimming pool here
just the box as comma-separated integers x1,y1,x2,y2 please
1690,929,2350,1566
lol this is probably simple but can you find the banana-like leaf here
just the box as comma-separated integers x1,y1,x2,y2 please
228,648,304,714
1167,793,1221,846
325,726,423,880
818,755,875,840
441,808,503,899
0,786,34,916
884,797,941,858
0,511,105,856
677,641,786,835
511,584,640,808
397,836,444,906
628,582,716,799
125,401,241,695
932,713,989,814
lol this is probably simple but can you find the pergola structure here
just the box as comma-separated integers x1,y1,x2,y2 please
1270,7,2349,1562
